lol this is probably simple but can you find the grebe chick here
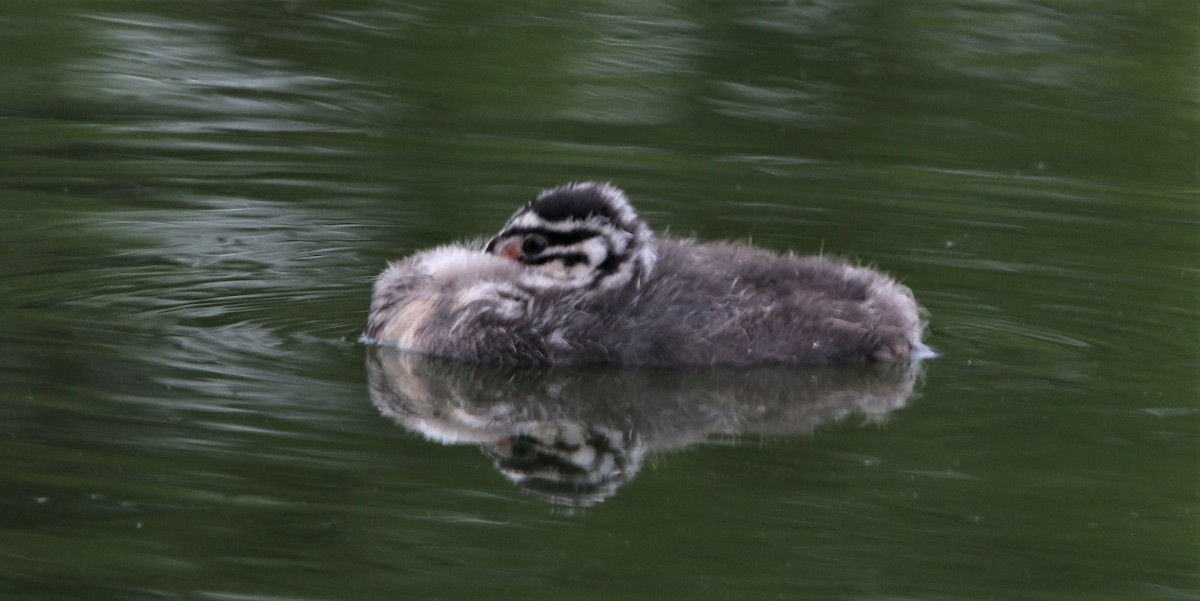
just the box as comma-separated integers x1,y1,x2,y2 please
365,182,930,367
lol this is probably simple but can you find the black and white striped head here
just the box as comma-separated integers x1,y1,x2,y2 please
485,182,656,291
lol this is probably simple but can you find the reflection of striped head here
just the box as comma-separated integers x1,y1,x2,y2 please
485,182,656,290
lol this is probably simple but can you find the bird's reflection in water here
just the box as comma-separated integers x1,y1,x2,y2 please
366,347,925,507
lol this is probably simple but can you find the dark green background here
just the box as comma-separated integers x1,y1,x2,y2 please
1,2,1195,599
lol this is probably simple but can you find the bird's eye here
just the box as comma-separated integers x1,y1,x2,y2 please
521,234,548,256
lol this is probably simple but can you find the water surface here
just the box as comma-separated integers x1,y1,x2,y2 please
1,2,1196,600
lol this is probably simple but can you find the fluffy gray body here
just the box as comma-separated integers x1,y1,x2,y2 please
365,182,929,367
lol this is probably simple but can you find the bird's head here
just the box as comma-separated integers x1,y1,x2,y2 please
485,182,656,291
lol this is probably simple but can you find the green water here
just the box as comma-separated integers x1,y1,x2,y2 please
2,2,1196,600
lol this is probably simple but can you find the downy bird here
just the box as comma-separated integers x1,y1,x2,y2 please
364,182,930,367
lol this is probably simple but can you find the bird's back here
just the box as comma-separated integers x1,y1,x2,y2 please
536,239,926,367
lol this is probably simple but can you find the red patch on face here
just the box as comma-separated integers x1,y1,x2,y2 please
499,242,522,262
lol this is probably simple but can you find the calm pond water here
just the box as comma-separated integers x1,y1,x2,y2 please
2,2,1196,600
